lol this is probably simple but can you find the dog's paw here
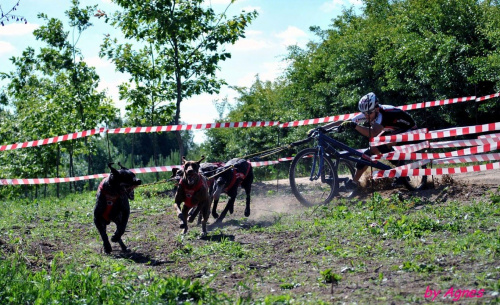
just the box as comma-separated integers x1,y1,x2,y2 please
179,222,187,229
229,204,234,214
212,212,219,219
110,235,119,242
188,215,196,223
104,246,112,254
244,207,250,217
199,232,207,239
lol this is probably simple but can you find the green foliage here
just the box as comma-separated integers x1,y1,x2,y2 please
0,254,222,304
203,0,500,158
399,260,440,273
0,1,118,198
101,0,258,159
1,181,500,303
319,268,342,284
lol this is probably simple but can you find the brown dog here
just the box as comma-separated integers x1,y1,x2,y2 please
174,156,211,236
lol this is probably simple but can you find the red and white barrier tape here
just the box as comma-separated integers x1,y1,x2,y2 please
371,122,500,144
476,92,500,102
374,141,499,160
398,96,476,111
478,133,500,139
250,160,280,167
107,121,281,134
0,160,279,185
373,162,500,179
429,137,500,148
279,113,359,128
0,128,106,152
0,174,109,185
2,92,499,150
432,153,500,165
392,141,429,153
0,121,280,151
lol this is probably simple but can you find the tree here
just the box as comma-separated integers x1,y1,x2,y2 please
203,0,500,159
100,0,258,158
0,0,27,26
1,1,118,197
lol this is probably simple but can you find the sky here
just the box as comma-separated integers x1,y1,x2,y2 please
0,0,363,143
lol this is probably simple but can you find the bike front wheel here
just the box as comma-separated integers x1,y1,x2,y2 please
289,148,337,206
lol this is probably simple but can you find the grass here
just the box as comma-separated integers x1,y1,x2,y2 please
0,183,499,303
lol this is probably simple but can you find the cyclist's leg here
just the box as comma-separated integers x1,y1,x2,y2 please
348,147,374,189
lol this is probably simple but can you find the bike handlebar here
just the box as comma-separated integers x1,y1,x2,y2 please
290,126,341,147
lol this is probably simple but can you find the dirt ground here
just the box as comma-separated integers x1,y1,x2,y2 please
117,169,500,301
5,168,499,303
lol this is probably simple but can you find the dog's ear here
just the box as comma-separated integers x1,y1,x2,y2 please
117,162,128,170
108,163,119,176
197,155,205,164
171,168,179,177
182,156,187,164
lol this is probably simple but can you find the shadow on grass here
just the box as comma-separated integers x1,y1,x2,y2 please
116,251,174,266
200,233,235,242
207,217,281,232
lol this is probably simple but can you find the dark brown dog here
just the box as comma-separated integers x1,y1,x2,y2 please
94,163,141,254
174,156,211,236
211,158,253,223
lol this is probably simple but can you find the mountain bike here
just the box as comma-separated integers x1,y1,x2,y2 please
288,127,427,206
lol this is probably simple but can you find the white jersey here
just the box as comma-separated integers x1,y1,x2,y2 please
351,105,415,133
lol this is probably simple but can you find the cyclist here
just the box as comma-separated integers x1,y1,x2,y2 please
317,92,417,193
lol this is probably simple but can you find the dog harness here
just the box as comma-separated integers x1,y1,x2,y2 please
180,175,206,208
97,179,120,223
224,162,251,192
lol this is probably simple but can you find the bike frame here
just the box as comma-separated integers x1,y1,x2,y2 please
310,131,392,182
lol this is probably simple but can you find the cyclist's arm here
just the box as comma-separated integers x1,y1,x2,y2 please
322,121,343,130
355,122,384,138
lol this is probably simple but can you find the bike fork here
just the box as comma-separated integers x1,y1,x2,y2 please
309,147,324,181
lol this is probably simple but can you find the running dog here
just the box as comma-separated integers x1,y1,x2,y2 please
173,156,211,236
211,158,253,223
94,163,142,254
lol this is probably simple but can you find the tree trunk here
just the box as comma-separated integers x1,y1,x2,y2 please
56,144,60,198
173,38,185,159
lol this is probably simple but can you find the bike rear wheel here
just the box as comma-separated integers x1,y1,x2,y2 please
289,148,337,206
400,160,427,191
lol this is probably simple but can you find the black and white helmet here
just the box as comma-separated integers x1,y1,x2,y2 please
358,92,378,113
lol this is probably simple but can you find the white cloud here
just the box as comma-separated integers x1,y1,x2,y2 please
180,93,220,124
0,41,15,55
231,37,270,51
321,0,362,12
96,78,127,115
84,56,112,69
236,60,289,87
0,23,39,36
275,26,308,47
